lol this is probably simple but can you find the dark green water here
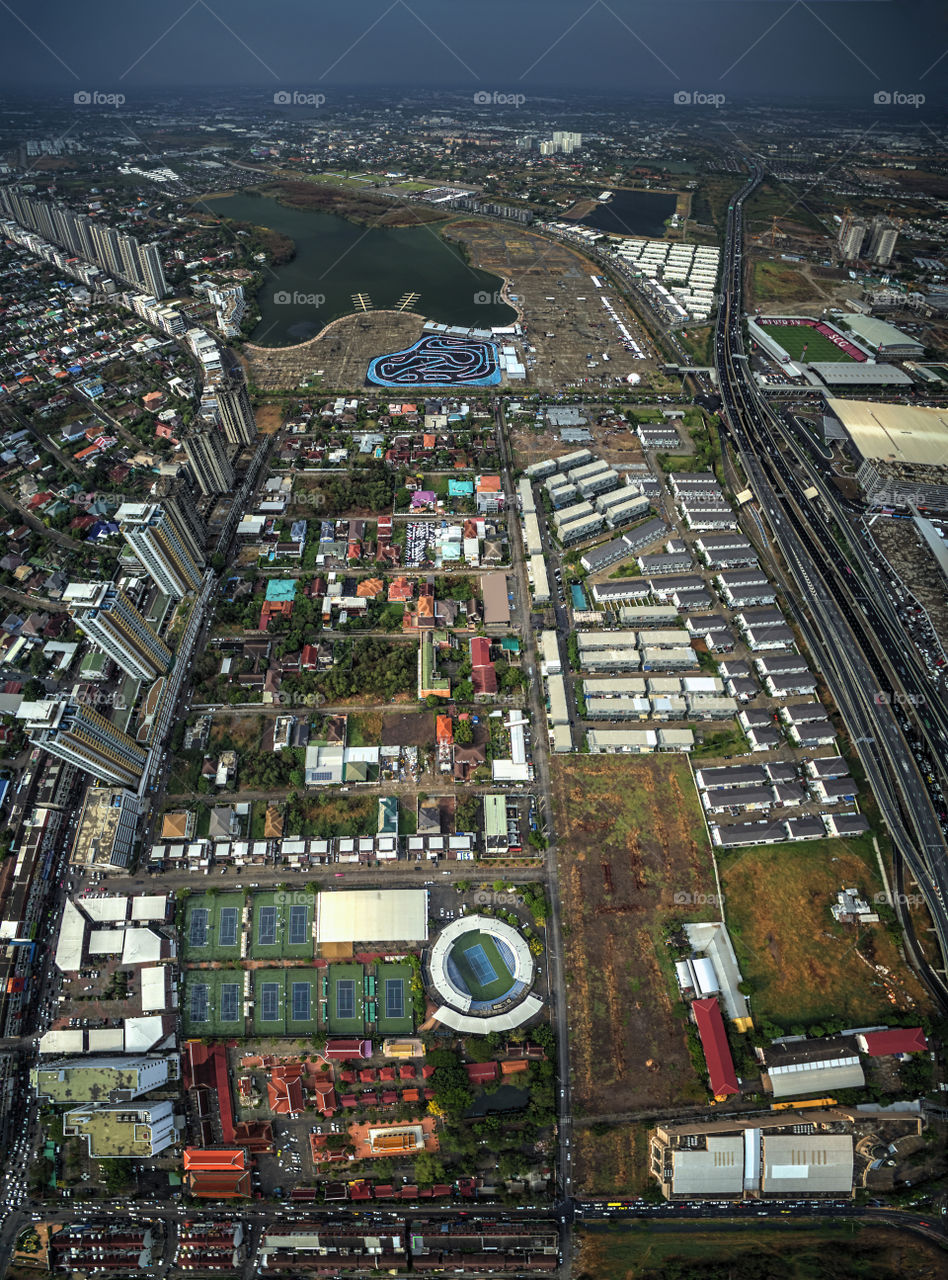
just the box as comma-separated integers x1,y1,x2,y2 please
206,192,517,346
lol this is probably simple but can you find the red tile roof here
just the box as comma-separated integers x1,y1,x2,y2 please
860,1027,928,1056
692,997,739,1099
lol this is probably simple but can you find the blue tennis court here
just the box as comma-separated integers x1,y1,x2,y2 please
257,906,277,946
190,983,209,1022
336,979,356,1021
220,982,240,1023
384,978,404,1021
464,943,498,988
288,904,308,946
189,909,209,948
218,907,239,948
291,982,311,1022
260,981,281,1022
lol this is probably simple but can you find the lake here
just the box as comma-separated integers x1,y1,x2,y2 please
576,189,678,238
466,1084,530,1117
205,192,517,345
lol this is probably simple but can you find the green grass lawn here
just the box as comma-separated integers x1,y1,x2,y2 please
757,323,855,363
450,931,516,1002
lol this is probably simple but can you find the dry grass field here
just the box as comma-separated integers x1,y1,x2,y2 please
552,755,716,1138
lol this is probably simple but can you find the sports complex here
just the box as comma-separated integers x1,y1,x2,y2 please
367,333,501,387
426,914,543,1033
750,315,868,365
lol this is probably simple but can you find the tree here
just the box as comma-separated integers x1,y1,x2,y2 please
454,718,474,746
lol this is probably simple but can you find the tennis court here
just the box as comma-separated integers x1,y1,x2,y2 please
189,910,208,950
251,968,320,1035
257,906,278,948
219,908,239,948
182,970,247,1037
260,980,282,1024
182,893,245,961
288,904,309,946
376,961,414,1035
450,930,517,1003
250,891,315,960
327,963,364,1034
220,982,240,1024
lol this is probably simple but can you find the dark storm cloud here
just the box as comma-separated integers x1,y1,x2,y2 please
0,0,944,102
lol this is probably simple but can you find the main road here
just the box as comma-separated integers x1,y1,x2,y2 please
714,162,948,1004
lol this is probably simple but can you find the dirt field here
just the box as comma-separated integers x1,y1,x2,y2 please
552,755,717,1138
444,219,668,393
254,402,286,434
380,711,435,748
208,716,262,752
572,1123,652,1199
244,310,425,392
508,408,650,474
720,838,932,1027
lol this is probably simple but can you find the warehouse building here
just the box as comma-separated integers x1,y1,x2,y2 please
547,673,570,727
315,890,429,945
641,645,696,670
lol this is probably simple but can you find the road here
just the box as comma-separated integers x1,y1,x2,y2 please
494,401,573,1210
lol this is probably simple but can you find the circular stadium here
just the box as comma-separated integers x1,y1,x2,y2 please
426,915,542,1033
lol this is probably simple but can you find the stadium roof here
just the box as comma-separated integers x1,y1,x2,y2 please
761,1134,853,1194
826,398,948,466
804,363,913,387
315,889,428,944
840,314,924,351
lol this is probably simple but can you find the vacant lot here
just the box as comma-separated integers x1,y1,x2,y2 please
552,755,717,1141
572,1123,652,1200
720,838,932,1027
381,710,435,747
574,1224,946,1280
209,715,262,753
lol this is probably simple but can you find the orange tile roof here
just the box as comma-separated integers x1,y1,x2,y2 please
356,577,384,598
183,1148,247,1171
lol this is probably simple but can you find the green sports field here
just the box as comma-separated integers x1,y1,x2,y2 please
327,963,365,1035
757,323,855,364
182,892,245,962
450,931,516,1003
251,968,322,1037
182,970,246,1037
375,962,414,1035
249,891,315,961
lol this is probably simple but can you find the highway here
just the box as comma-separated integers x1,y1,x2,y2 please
714,162,948,1005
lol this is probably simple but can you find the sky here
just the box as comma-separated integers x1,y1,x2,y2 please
0,0,944,106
